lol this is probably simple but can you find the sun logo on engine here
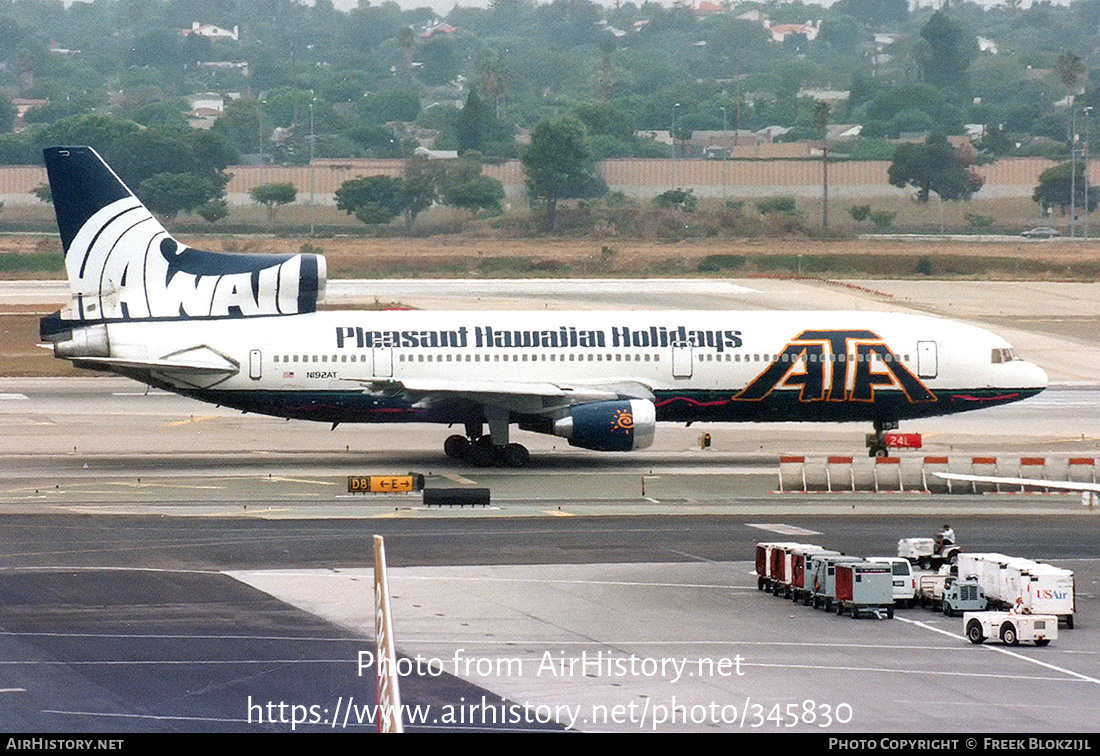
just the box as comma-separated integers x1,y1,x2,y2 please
611,408,634,434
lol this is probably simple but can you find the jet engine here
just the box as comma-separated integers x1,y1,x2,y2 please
552,399,656,451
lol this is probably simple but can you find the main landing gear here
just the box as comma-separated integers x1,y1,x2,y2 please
866,419,898,458
444,434,531,467
443,412,531,467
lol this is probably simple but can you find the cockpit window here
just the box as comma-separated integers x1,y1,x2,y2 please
991,348,1020,364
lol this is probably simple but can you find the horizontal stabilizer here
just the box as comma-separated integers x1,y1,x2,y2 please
72,356,239,376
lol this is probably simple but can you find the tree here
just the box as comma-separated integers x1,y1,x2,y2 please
1056,52,1086,98
400,156,441,226
457,87,491,154
887,134,984,203
444,176,506,215
438,153,506,215
915,11,977,93
521,116,606,232
1033,161,1099,217
138,172,229,222
848,205,871,224
335,175,407,225
653,188,697,212
250,183,298,222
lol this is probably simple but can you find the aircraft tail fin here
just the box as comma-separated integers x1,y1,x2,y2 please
41,146,325,334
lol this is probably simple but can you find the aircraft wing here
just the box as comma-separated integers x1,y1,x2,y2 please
349,377,655,414
934,472,1100,493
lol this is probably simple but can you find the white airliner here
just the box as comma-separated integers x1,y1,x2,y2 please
39,146,1048,466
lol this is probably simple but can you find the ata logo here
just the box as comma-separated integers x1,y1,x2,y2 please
734,329,936,404
611,408,635,434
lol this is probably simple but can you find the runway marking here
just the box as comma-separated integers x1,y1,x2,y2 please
263,476,336,486
0,688,26,693
0,393,28,400
544,510,575,517
42,710,245,724
167,416,218,426
896,616,1100,686
388,574,746,590
3,659,354,666
107,482,225,490
441,473,478,486
746,523,823,536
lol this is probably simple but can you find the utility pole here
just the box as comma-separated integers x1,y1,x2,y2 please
1085,106,1093,240
671,102,680,191
1071,102,1078,238
309,97,316,237
720,105,728,202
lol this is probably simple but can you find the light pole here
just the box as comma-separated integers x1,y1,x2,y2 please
309,97,316,237
1071,102,1078,239
720,105,728,202
257,99,266,165
1085,106,1093,240
671,102,681,191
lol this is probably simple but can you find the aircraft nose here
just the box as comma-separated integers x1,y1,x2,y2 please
1017,361,1048,391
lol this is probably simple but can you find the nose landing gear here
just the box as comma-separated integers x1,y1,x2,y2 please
866,419,898,458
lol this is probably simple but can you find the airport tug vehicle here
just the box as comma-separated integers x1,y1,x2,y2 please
965,611,1057,647
917,573,987,617
898,537,960,571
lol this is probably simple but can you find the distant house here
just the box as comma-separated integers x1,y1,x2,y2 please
764,20,819,44
420,24,456,39
187,93,226,113
182,22,239,42
798,89,850,107
694,2,727,17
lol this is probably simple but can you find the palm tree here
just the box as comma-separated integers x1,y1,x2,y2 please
1057,51,1086,107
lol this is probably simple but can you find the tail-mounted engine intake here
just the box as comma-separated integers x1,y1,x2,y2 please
552,399,656,452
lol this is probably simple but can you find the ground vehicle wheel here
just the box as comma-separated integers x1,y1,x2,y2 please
850,606,859,619
886,606,894,619
835,602,844,615
758,577,765,591
1067,615,1074,630
1001,623,1020,646
919,557,932,570
966,620,985,644
943,603,954,618
1035,639,1050,647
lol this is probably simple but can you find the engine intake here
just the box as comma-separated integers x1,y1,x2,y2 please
552,399,656,451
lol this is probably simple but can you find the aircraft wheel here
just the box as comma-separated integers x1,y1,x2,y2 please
467,437,499,467
444,435,470,459
502,443,530,468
